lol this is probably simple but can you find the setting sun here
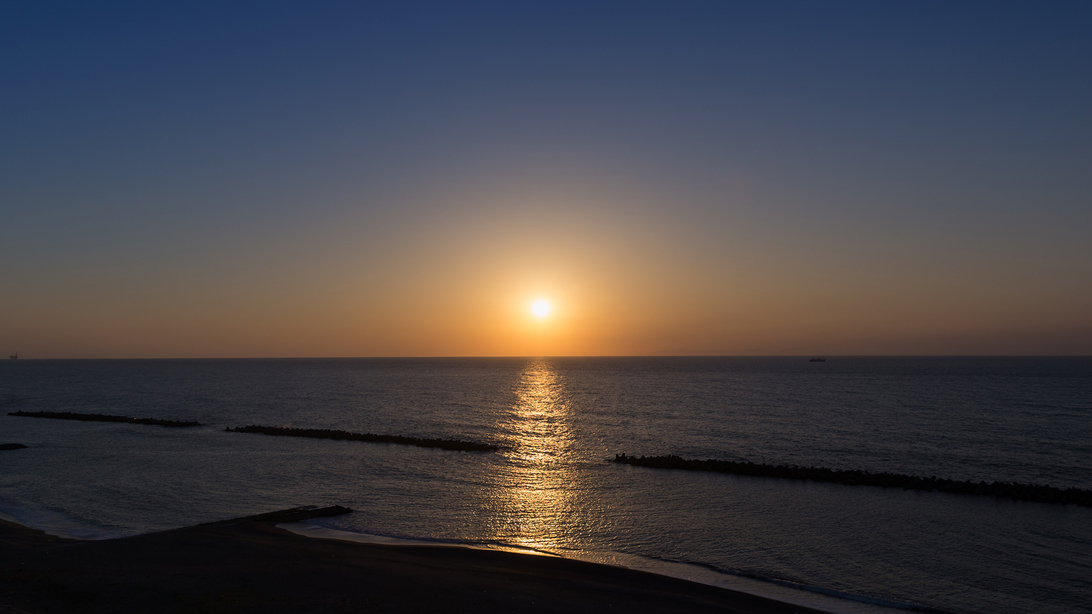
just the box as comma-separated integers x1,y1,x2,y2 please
531,300,551,318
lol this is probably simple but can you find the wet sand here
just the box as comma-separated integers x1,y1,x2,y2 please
0,507,826,613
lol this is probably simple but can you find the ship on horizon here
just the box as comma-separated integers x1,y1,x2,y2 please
9,352,16,360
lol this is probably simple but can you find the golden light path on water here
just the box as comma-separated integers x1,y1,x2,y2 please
480,361,931,614
492,359,581,553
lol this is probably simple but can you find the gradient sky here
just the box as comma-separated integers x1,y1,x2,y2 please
2,1,1090,358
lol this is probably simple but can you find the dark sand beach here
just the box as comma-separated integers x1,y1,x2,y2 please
0,507,826,614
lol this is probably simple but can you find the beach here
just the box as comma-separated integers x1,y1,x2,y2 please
0,507,826,614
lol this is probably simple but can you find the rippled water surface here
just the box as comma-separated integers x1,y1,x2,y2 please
1,357,1090,613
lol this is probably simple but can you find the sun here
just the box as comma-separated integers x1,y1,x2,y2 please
531,299,551,318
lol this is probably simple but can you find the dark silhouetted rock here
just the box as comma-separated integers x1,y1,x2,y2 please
8,411,202,427
611,453,1092,507
0,443,28,451
226,424,498,452
198,505,354,527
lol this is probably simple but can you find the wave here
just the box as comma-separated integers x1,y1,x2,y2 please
291,516,934,614
0,494,129,540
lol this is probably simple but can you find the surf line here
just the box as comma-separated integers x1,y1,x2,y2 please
612,454,1092,507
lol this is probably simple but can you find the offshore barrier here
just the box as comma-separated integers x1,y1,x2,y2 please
612,453,1092,507
227,424,499,452
8,411,202,428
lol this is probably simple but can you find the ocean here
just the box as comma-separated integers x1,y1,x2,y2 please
1,357,1089,613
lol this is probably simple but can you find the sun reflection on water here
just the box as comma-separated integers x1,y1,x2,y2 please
492,359,580,552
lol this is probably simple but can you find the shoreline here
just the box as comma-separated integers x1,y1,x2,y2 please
0,506,835,614
276,521,936,614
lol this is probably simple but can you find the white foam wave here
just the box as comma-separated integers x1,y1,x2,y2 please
276,522,920,614
0,495,125,540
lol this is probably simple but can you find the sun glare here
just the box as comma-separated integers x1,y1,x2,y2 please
531,300,551,318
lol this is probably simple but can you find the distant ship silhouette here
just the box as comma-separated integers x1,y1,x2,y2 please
9,352,16,360
809,357,826,362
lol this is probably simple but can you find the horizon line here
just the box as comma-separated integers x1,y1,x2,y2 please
5,354,1090,361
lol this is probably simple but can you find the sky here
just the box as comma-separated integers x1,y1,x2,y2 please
2,1,1090,358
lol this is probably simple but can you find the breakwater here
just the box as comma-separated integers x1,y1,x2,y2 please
226,425,498,452
8,411,202,428
612,454,1092,507
199,505,353,526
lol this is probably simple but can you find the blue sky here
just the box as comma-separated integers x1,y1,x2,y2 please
2,1,1090,357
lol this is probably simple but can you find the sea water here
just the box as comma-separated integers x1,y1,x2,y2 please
1,357,1089,613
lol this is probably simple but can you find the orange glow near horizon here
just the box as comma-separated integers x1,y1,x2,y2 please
4,183,1090,359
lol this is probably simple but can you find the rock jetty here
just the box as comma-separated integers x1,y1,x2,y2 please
612,453,1092,507
197,505,354,527
8,411,202,428
227,424,498,452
